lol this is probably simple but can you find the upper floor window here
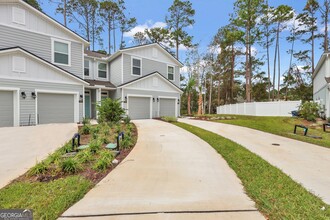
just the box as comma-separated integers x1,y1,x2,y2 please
84,59,90,76
168,65,175,81
52,39,71,66
98,62,107,78
132,57,141,76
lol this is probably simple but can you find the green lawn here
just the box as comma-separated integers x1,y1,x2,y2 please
209,115,330,149
0,176,92,220
174,122,330,220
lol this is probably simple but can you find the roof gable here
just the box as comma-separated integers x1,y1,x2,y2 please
0,47,88,85
118,72,183,94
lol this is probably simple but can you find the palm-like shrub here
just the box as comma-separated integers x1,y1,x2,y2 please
97,98,125,123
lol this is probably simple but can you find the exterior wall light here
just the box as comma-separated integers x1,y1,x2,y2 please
153,97,155,102
31,92,37,99
79,94,83,102
21,91,26,99
177,99,180,105
157,98,159,102
125,96,127,103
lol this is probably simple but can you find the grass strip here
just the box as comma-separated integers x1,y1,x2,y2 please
210,115,330,149
0,176,92,220
174,122,330,220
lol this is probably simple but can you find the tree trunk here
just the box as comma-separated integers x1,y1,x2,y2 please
266,0,271,100
63,0,67,27
312,20,315,73
230,44,235,103
245,26,251,102
176,40,179,60
208,76,212,114
108,20,111,54
272,23,280,101
113,19,116,52
325,1,329,52
197,92,203,115
187,92,191,115
217,74,221,105
277,40,281,100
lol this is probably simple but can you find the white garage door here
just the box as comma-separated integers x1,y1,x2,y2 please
159,98,176,117
128,96,151,119
0,91,14,127
37,93,75,124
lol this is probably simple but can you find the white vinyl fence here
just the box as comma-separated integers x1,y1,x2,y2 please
216,101,301,117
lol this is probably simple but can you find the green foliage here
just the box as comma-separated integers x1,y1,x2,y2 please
82,117,91,126
89,139,102,153
93,150,114,171
0,176,92,220
175,122,330,219
123,116,131,124
60,158,82,174
161,116,178,122
97,98,125,123
81,124,91,135
120,136,132,150
76,150,93,164
24,0,42,11
28,161,48,176
299,101,320,121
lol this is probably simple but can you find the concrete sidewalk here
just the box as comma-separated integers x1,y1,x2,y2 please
60,120,264,220
179,118,330,204
0,123,77,189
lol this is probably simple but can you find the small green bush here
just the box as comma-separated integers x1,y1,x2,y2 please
161,116,178,122
99,135,109,144
46,151,61,164
28,161,48,176
81,124,91,135
123,116,131,124
89,139,102,153
299,101,320,122
82,117,91,126
76,150,93,164
60,158,82,174
93,150,114,171
97,98,125,123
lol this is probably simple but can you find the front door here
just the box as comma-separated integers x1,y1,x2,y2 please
85,92,91,119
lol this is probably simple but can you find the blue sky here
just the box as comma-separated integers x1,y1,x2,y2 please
41,0,324,82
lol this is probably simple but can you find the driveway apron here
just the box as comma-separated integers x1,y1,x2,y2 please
179,118,330,204
60,119,264,220
0,123,77,189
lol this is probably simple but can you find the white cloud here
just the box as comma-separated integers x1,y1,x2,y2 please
124,20,167,38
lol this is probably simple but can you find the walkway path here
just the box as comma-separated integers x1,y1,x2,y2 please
179,118,330,204
60,120,264,220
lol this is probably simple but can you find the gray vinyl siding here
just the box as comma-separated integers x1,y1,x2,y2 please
122,54,180,87
0,25,83,78
110,56,122,86
0,78,83,125
122,89,180,118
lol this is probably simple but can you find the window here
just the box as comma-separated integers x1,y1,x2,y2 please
84,59,89,76
132,58,141,76
168,65,175,81
12,7,25,25
98,62,107,78
12,56,26,73
53,40,70,65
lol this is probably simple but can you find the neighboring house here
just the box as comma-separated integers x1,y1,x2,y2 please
313,53,330,118
0,0,183,127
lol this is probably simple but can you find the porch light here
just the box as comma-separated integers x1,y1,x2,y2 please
79,94,83,102
177,99,180,105
31,92,37,99
153,97,155,102
21,91,26,99
157,98,159,102
125,96,127,103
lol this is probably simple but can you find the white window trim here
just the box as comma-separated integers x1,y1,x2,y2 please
167,64,175,81
51,38,71,67
12,56,26,73
12,7,25,25
131,56,142,77
97,62,108,79
84,59,90,77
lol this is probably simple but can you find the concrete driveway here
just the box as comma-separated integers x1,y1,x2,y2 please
179,118,330,204
60,120,264,220
0,123,77,188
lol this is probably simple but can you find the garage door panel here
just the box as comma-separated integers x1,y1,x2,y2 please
160,98,176,117
38,93,74,124
128,97,150,120
0,91,14,127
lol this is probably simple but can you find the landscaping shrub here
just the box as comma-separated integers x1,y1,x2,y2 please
299,101,320,121
93,150,114,171
81,124,91,135
99,135,109,144
97,98,125,123
76,150,93,164
123,116,131,124
161,116,178,122
60,158,82,174
82,117,91,126
89,139,102,153
28,161,48,176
